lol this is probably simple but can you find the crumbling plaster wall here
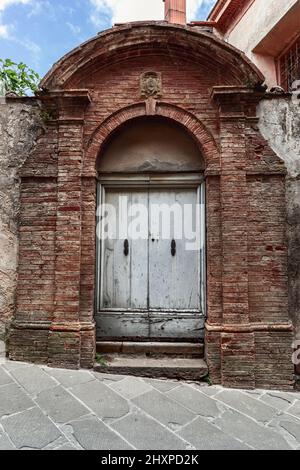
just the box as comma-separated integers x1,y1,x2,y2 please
0,98,42,339
258,95,300,339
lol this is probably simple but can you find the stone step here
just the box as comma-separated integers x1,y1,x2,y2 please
94,355,208,380
96,341,204,357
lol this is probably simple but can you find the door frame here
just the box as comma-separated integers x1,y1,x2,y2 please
95,173,206,341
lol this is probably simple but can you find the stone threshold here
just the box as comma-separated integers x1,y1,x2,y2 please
94,355,208,380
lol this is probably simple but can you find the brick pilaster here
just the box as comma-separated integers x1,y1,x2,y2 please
44,91,95,369
211,86,255,388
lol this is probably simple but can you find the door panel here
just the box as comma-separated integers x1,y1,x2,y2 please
97,313,205,341
101,190,148,309
149,189,200,311
149,314,204,339
97,313,149,340
96,182,204,341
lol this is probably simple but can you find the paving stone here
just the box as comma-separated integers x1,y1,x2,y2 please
287,401,300,419
265,391,300,401
167,385,221,418
70,416,132,450
216,389,278,423
0,359,298,451
36,386,90,424
56,443,78,450
111,411,188,450
215,409,292,450
43,436,71,451
292,392,300,400
93,372,126,382
260,392,295,411
132,389,195,429
269,414,300,445
109,377,153,399
0,383,33,418
178,417,249,450
59,423,84,449
2,407,61,449
279,420,300,444
44,367,94,388
246,389,264,396
245,390,264,398
10,366,57,396
191,384,222,397
0,432,15,450
3,361,32,371
144,378,179,392
0,366,13,386
71,380,129,420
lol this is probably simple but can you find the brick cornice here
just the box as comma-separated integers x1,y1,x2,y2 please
211,85,266,104
38,89,91,120
211,85,268,120
38,89,91,103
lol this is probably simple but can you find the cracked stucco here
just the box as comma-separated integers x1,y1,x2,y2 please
258,95,300,338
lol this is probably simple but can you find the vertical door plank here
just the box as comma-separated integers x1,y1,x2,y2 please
149,189,200,310
129,190,148,309
102,190,130,308
101,190,148,310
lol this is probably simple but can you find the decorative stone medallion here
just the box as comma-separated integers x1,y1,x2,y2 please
140,72,162,99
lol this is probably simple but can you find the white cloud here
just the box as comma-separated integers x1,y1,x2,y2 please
21,38,41,54
90,0,216,26
67,22,81,35
0,0,40,65
0,0,34,40
0,0,32,11
0,22,9,37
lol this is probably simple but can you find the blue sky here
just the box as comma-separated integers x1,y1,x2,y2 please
0,0,216,79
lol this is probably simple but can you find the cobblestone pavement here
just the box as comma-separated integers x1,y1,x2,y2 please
0,342,300,450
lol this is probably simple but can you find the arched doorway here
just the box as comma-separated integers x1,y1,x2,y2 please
95,117,206,342
9,21,294,388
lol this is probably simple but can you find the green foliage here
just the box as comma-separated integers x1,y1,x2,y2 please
40,110,53,122
0,58,40,96
203,374,213,386
95,353,108,368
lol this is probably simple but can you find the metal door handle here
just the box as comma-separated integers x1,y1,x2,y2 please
171,239,176,257
124,239,129,256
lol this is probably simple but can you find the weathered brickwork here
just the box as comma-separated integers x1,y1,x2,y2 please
3,22,297,388
0,98,43,339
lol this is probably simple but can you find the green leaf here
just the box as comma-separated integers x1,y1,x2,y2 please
0,57,40,95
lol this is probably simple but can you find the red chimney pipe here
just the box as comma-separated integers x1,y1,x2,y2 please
163,0,186,25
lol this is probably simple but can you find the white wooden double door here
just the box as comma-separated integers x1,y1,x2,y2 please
96,180,205,340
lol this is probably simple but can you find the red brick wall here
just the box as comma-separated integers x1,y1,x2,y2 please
9,23,295,388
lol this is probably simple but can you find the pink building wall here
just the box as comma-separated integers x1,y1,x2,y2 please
208,0,300,88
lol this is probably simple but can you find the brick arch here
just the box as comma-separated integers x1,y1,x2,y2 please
41,22,264,90
84,101,220,176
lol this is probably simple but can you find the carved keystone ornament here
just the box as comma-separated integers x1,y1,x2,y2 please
140,71,162,99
